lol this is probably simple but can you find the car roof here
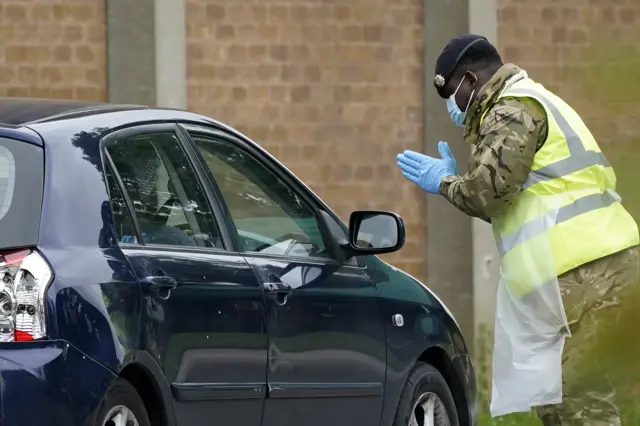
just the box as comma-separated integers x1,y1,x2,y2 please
0,97,148,126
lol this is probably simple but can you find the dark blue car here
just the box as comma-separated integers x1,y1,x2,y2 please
0,98,476,426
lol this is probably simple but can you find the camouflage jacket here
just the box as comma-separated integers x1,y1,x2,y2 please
439,63,548,222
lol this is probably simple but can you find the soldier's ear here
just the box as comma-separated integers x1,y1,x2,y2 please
464,71,478,88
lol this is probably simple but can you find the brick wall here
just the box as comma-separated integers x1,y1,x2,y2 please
186,0,428,279
497,0,640,149
0,0,106,101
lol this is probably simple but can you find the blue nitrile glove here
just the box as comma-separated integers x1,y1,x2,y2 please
120,232,149,244
396,141,457,194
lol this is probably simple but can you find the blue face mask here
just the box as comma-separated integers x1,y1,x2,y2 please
446,76,475,128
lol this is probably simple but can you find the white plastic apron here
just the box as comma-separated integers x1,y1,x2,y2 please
489,205,571,417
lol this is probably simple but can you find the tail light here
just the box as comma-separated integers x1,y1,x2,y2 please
0,249,52,342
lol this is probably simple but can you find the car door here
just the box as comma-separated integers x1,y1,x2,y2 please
184,126,388,426
103,124,268,426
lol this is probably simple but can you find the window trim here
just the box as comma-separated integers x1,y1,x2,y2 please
178,124,356,265
175,124,240,252
103,150,143,244
99,123,235,253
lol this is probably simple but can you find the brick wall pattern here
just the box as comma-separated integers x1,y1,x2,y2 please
497,0,640,149
186,0,428,280
0,0,106,101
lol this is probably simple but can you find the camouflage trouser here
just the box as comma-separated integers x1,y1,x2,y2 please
535,246,640,426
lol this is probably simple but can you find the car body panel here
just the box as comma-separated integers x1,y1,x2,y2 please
0,340,116,426
245,254,387,426
368,255,475,426
0,104,479,426
0,125,43,146
123,247,268,426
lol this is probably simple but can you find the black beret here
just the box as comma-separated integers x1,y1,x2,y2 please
434,34,489,98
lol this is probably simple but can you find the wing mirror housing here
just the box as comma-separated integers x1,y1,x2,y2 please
318,210,406,261
347,210,405,256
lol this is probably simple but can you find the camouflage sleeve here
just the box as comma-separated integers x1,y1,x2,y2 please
439,97,547,221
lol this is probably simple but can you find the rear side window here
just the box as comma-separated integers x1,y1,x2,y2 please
104,132,223,249
104,161,137,239
0,138,43,249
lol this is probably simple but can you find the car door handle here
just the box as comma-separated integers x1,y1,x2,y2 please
263,280,292,306
263,281,292,295
142,275,178,290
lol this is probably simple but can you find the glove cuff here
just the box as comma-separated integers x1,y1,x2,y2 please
436,169,455,181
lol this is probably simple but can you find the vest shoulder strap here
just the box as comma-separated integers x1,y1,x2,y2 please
499,80,611,191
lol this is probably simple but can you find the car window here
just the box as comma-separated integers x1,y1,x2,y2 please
0,138,43,249
104,161,137,240
191,134,329,259
0,146,15,221
105,132,223,249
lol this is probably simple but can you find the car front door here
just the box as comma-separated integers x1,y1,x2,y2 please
186,127,387,426
103,124,268,426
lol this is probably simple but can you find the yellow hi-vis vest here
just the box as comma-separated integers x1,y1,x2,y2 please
485,78,639,299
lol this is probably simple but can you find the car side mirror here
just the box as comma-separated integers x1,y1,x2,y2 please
347,211,405,256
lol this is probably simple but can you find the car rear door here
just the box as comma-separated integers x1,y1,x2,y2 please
184,126,387,426
103,124,268,426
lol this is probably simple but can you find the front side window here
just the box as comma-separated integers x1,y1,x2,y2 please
192,134,329,259
105,132,222,249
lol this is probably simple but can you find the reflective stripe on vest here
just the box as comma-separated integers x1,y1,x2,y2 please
496,188,621,255
496,86,618,256
502,87,611,190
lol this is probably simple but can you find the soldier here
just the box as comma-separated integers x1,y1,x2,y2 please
396,34,640,425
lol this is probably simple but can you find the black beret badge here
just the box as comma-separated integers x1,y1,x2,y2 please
434,74,445,88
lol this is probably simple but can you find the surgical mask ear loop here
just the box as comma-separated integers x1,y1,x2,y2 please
463,88,475,113
451,76,465,100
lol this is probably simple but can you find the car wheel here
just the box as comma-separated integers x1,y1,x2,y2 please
95,378,151,426
393,362,460,426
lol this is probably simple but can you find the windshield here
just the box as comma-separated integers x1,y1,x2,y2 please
0,138,43,249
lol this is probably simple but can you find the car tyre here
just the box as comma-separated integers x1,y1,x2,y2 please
95,377,151,426
393,362,460,426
